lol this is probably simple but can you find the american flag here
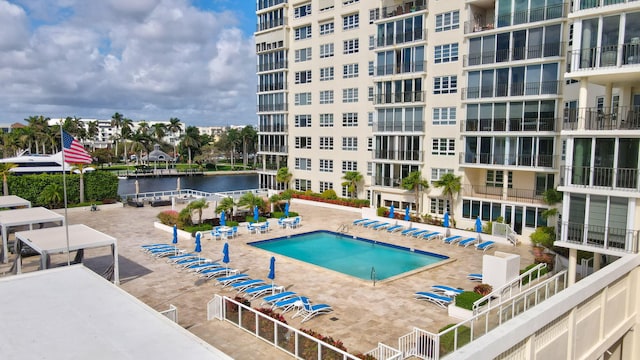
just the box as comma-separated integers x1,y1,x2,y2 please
62,130,92,164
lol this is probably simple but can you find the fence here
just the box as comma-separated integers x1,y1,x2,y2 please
160,304,178,323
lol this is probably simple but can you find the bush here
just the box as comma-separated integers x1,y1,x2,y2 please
454,291,483,310
320,189,338,200
246,215,267,223
439,324,471,355
520,263,549,285
178,208,193,227
184,224,213,235
376,207,386,217
271,211,299,219
473,283,493,296
157,210,179,226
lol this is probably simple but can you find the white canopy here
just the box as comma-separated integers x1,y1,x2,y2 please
15,224,119,284
0,266,233,360
0,206,64,263
0,195,31,209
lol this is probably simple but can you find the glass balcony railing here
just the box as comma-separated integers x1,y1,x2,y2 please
258,145,288,153
257,104,287,112
460,152,557,168
258,125,288,133
371,176,403,188
373,150,423,162
372,121,424,132
575,0,634,12
256,17,287,32
375,29,426,48
464,43,564,66
374,61,427,76
257,61,287,72
461,81,561,99
380,0,428,19
567,43,640,71
461,118,556,132
373,91,425,105
559,221,639,253
560,165,640,191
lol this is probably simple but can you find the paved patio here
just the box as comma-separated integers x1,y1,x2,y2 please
1,202,535,359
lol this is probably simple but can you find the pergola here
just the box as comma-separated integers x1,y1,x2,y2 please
142,143,174,171
0,207,64,263
0,195,31,209
14,224,120,285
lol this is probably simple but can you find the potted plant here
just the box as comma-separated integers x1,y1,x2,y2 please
473,283,493,296
530,226,555,257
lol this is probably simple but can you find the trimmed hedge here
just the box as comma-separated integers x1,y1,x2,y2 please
454,291,483,310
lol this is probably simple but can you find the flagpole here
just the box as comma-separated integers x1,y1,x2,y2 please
60,125,71,266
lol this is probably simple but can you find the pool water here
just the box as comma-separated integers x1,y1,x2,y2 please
248,230,448,281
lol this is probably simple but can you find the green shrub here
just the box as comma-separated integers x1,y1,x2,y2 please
184,224,213,234
320,189,338,200
377,207,386,216
178,208,193,227
246,215,267,223
520,263,549,285
454,291,483,310
438,324,471,355
271,211,299,219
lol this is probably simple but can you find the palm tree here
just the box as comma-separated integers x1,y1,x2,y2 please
0,163,16,196
240,126,257,167
237,192,265,210
167,118,182,157
151,123,167,143
341,171,363,199
180,127,201,165
276,167,292,190
401,171,429,215
215,197,236,218
432,173,462,225
87,121,99,150
71,163,92,204
187,199,209,224
110,112,124,160
39,183,64,208
25,115,49,154
121,118,134,162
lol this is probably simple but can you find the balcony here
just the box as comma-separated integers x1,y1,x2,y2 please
461,117,556,132
374,61,427,76
258,145,288,154
567,43,640,72
559,221,639,254
375,29,426,48
460,152,558,168
462,184,545,204
372,121,424,132
260,162,287,171
380,0,428,20
256,17,287,32
461,81,561,100
496,2,566,27
372,176,403,188
574,0,635,12
257,104,287,112
373,149,423,162
373,91,425,105
257,60,287,73
464,43,564,66
560,165,640,191
562,106,640,130
258,125,288,133
257,82,287,92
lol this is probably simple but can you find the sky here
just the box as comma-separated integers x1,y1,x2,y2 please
0,0,258,127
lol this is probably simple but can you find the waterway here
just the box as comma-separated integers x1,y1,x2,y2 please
117,174,259,196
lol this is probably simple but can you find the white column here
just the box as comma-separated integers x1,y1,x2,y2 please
568,248,578,285
593,252,601,271
579,79,589,130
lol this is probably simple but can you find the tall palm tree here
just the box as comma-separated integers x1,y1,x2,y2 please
187,198,209,224
180,128,201,165
120,118,134,161
240,126,257,167
432,173,462,225
341,171,363,199
237,192,265,210
110,112,124,160
0,163,16,196
401,171,429,215
151,123,167,143
71,163,92,203
276,167,292,190
129,132,151,165
87,121,99,150
225,128,241,168
167,118,182,157
25,115,49,153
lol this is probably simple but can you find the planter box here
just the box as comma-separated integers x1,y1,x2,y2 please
448,304,474,321
153,221,193,239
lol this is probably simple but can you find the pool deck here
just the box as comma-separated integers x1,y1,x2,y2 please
1,202,535,359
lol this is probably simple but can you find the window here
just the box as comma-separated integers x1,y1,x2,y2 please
294,48,312,62
367,137,373,151
319,159,333,172
342,137,357,151
319,22,334,35
433,76,457,94
431,168,454,181
369,35,375,50
432,138,455,155
368,61,374,76
434,43,459,63
319,67,334,81
343,0,359,4
369,8,380,24
429,198,449,215
343,63,359,78
342,161,357,173
320,43,334,58
342,112,358,126
342,88,358,103
368,87,374,101
294,70,312,84
432,107,457,125
319,90,334,104
294,4,311,18
294,92,311,105
343,14,359,30
295,136,312,149
295,179,311,191
367,162,373,175
295,157,311,170
319,181,333,192
487,170,513,188
435,11,459,32
294,25,312,40
294,115,311,127
368,112,374,125
319,137,334,150
343,39,359,54
319,114,334,127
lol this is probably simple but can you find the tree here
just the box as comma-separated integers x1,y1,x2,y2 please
237,192,265,211
39,183,64,208
25,115,50,154
401,171,429,215
276,167,292,190
167,118,182,157
151,123,167,142
432,173,462,225
240,126,257,167
71,163,92,203
0,163,16,196
92,148,113,168
180,126,201,165
215,197,236,218
110,112,124,160
341,171,363,199
120,118,134,161
187,198,209,225
87,121,99,150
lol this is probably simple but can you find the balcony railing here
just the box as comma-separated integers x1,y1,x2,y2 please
560,221,640,253
373,91,425,105
463,19,494,34
560,165,640,191
574,0,636,12
256,17,287,32
461,118,556,132
374,61,426,76
567,43,640,72
562,106,640,130
464,42,564,66
380,0,428,19
258,125,288,133
257,60,287,72
460,152,557,168
257,82,286,92
258,145,288,153
461,81,560,100
375,28,426,48
257,103,287,112
496,3,567,27
463,184,545,204
372,176,403,188
373,149,423,162
260,162,287,171
372,121,424,132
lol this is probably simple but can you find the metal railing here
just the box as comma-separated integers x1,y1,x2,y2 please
560,165,640,191
464,42,564,66
259,145,288,153
560,221,640,253
461,80,560,100
496,3,566,27
461,118,556,132
459,153,557,168
462,184,545,204
375,28,426,48
374,61,427,76
256,17,287,32
364,343,402,360
575,0,636,12
372,121,424,132
567,43,640,71
258,125,288,132
372,176,403,188
257,103,288,112
160,304,178,323
257,60,287,72
373,91,425,104
257,82,286,92
562,106,640,130
380,0,428,19
373,149,423,162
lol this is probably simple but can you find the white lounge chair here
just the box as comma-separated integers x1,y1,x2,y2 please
475,241,495,252
260,291,298,307
241,284,284,300
231,279,266,291
414,292,453,308
292,297,333,323
421,232,442,241
443,235,463,245
458,238,479,247
200,267,237,279
216,273,250,287
272,295,304,313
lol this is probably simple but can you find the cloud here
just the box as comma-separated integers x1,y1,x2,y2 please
0,0,257,126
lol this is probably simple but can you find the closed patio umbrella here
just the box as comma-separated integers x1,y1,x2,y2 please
389,204,395,219
220,211,226,226
284,202,289,218
194,232,202,260
268,256,276,290
475,216,483,234
172,225,178,255
222,242,230,276
253,206,259,223
443,212,450,228
404,207,410,221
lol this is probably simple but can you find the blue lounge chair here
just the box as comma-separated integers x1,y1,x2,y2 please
421,232,442,241
200,267,236,279
458,238,479,247
386,225,404,233
352,218,369,225
401,228,419,236
231,279,266,291
362,220,380,228
242,284,284,300
293,297,333,323
216,273,250,287
166,253,195,262
151,247,182,257
141,244,172,251
411,229,430,238
414,292,453,308
272,295,305,313
468,273,483,282
260,291,298,307
475,241,495,252
443,235,463,245
185,261,220,272
372,222,390,230
431,285,464,295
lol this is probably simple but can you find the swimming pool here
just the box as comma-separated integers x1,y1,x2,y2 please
248,230,448,281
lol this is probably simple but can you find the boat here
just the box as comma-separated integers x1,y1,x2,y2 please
0,150,95,175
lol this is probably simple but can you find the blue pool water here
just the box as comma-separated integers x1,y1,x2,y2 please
249,230,448,281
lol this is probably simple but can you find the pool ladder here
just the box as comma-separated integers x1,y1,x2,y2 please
371,266,377,287
336,223,349,233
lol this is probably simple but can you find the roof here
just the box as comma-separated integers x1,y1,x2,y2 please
142,144,174,162
0,206,64,226
0,195,31,209
15,224,115,254
0,266,233,360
